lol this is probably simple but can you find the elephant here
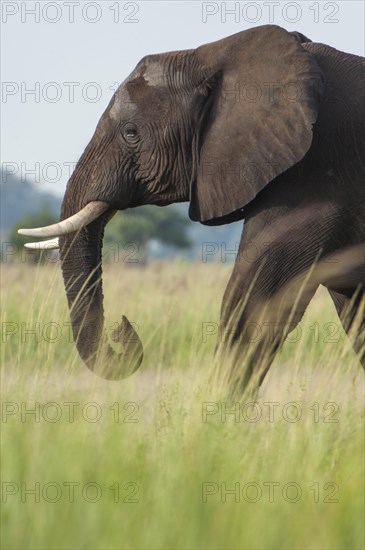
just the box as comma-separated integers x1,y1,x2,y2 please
19,25,364,393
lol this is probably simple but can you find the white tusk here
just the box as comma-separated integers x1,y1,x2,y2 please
18,201,109,238
24,238,60,250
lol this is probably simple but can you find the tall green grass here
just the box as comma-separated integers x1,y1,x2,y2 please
1,261,364,549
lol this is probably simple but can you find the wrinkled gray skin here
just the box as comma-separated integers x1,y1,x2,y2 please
59,25,364,391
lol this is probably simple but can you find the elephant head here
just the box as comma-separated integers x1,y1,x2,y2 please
19,25,324,379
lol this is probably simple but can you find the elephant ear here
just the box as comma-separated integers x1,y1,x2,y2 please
189,25,324,225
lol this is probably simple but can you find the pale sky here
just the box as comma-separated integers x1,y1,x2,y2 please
1,1,364,196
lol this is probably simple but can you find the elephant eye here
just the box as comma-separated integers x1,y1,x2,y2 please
123,124,139,142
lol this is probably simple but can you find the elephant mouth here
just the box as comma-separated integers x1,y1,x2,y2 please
18,200,112,249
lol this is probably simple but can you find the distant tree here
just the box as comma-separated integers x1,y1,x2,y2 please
104,205,192,264
0,170,61,233
5,205,58,264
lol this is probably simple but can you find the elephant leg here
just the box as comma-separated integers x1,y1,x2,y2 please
215,235,320,398
327,288,365,367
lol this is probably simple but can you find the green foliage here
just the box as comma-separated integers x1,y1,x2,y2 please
104,205,191,255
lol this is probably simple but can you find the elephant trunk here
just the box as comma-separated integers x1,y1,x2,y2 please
58,178,143,380
18,128,143,379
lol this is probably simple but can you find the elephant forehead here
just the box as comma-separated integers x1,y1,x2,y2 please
108,57,169,121
139,58,167,86
109,84,137,120
108,81,165,123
